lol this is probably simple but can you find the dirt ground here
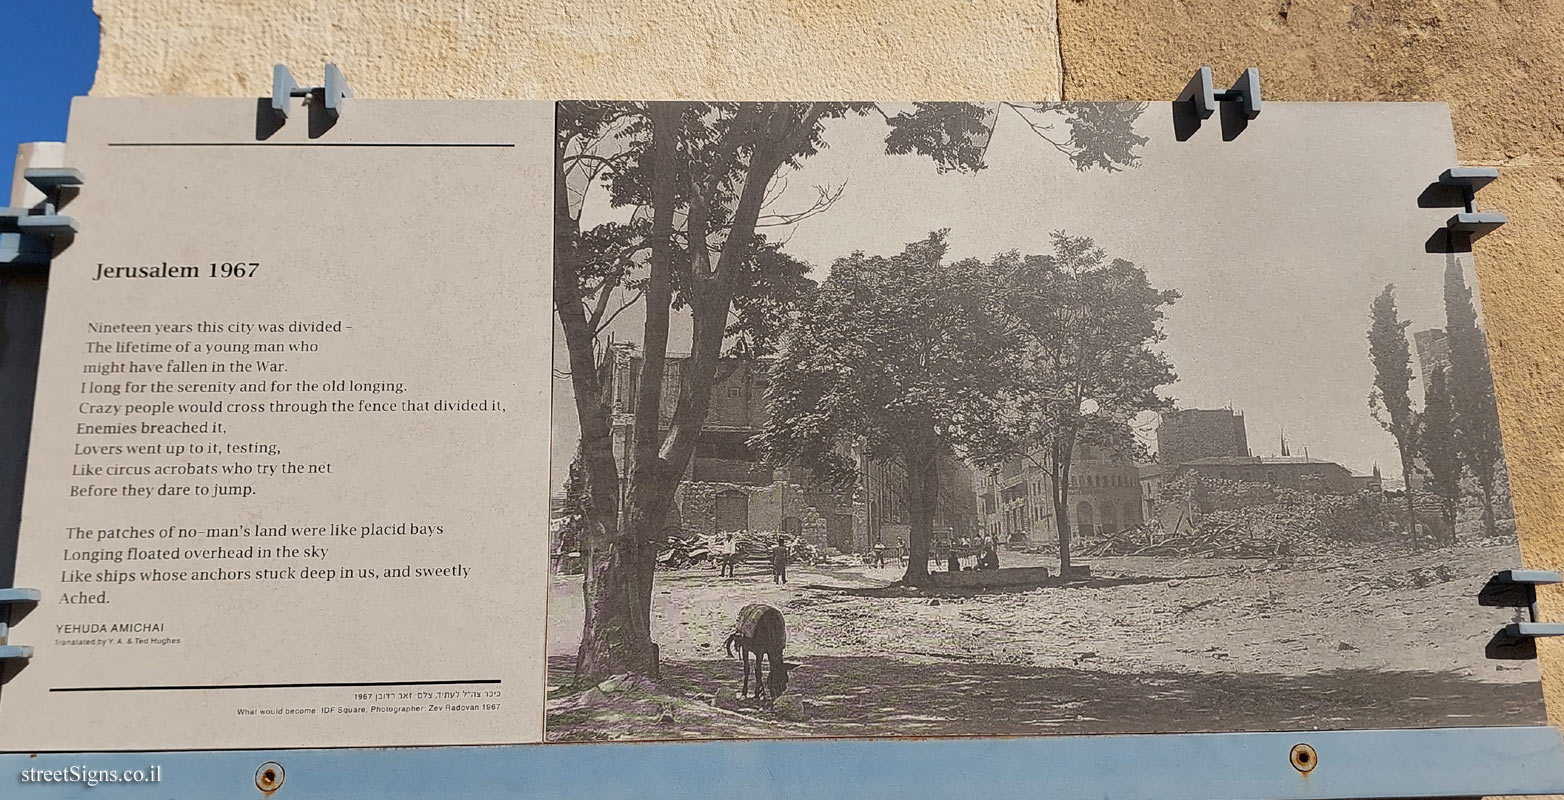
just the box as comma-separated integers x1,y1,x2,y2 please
545,538,1543,741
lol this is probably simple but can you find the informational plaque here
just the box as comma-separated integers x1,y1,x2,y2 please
0,98,554,749
0,97,1542,753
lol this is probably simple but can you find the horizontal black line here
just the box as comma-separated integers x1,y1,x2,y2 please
106,142,516,148
51,678,501,692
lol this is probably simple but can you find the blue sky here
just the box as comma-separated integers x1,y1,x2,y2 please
0,2,99,192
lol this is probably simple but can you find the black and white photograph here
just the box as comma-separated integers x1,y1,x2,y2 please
546,100,1541,742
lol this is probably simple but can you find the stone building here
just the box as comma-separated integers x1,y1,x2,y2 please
601,343,977,554
1158,408,1250,468
977,456,1052,544
975,443,1145,544
1174,455,1375,494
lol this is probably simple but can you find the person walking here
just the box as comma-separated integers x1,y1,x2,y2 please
897,539,907,566
873,539,887,568
770,534,789,584
719,533,738,577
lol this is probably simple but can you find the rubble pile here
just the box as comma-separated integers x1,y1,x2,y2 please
1076,523,1287,558
658,529,822,569
1079,475,1394,559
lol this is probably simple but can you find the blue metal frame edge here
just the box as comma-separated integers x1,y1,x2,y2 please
4,726,1563,799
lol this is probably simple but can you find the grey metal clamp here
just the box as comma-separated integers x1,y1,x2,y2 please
1439,166,1506,241
0,588,41,663
1481,569,1563,659
271,63,353,120
1179,66,1262,120
1,168,83,267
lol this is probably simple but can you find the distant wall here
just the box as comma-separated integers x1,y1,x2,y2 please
1159,408,1249,466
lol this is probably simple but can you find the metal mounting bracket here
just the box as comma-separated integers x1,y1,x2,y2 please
0,587,40,663
1,168,82,268
271,63,354,120
1179,66,1262,120
1439,166,1506,241
1480,569,1561,659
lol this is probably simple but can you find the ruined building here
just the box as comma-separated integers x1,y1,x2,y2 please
1157,408,1250,467
600,343,978,554
1175,455,1376,494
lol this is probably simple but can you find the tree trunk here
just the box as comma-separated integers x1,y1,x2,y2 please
575,511,659,680
901,434,938,586
1400,452,1419,551
566,105,683,684
564,105,816,684
1051,444,1074,575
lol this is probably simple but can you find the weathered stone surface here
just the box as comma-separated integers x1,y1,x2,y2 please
1479,166,1564,725
92,0,1063,100
771,695,808,722
710,687,741,710
1056,0,1564,161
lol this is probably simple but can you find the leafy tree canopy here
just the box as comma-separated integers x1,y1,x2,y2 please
756,231,1021,483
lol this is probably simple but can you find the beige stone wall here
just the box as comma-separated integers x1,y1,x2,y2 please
91,0,1063,100
89,0,1563,724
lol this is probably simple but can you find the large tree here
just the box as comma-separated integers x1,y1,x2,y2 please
1002,233,1177,574
1418,365,1463,545
554,101,1148,680
1367,284,1420,549
1443,253,1503,537
757,233,1021,585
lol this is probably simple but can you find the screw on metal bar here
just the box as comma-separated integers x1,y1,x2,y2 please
270,64,353,120
1481,569,1562,659
255,761,285,793
1289,743,1317,774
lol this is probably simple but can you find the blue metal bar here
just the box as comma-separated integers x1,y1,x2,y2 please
1500,569,1563,585
0,588,40,604
1180,66,1217,119
1511,622,1564,637
14,215,77,236
1449,210,1507,235
1440,166,1500,191
3,726,1563,799
0,232,53,266
22,168,84,191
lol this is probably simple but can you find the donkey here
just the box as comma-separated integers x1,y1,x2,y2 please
723,603,798,702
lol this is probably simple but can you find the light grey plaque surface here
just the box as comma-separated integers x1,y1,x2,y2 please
0,98,555,750
545,101,1540,741
0,98,1537,753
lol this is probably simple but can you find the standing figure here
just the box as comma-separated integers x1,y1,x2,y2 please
770,535,789,584
873,540,887,568
720,533,738,577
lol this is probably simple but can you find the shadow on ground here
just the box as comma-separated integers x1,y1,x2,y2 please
548,654,1541,740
